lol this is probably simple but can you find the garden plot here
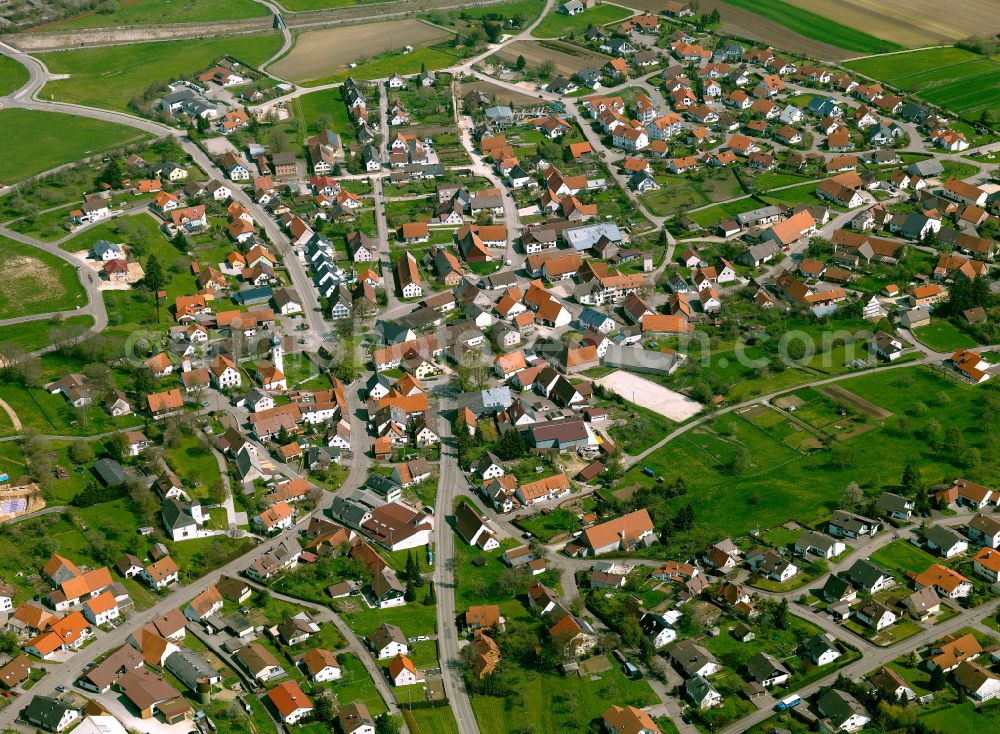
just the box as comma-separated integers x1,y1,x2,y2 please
595,370,702,422
819,385,892,420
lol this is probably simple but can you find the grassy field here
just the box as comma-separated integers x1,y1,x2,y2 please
0,237,87,318
38,34,283,112
406,708,460,734
870,540,940,579
620,366,999,554
920,701,1000,733
846,47,1000,121
645,170,745,217
303,46,460,85
912,321,978,351
0,109,149,184
0,56,29,95
718,0,902,53
38,0,268,30
471,654,657,734
0,315,94,353
532,4,632,37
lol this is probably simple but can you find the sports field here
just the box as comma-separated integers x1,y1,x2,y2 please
271,20,451,83
38,34,282,112
0,238,87,319
846,47,1000,120
0,109,149,184
34,0,267,31
712,0,901,53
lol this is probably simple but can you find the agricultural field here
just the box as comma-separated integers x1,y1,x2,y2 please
0,55,29,95
531,3,632,37
711,0,901,53
279,0,386,9
846,47,1000,122
0,109,150,184
38,34,283,112
0,238,87,318
271,20,453,83
495,39,610,77
33,0,268,31
778,0,1000,48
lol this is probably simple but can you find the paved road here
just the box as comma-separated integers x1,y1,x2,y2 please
432,396,483,734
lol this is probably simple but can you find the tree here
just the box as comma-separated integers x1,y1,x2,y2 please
144,253,167,322
730,447,752,475
404,578,416,602
831,444,856,470
423,581,436,605
774,598,789,630
902,463,922,495
375,714,402,734
516,54,526,70
672,504,695,532
107,432,130,462
68,441,95,464
312,695,335,724
98,157,123,189
842,481,863,510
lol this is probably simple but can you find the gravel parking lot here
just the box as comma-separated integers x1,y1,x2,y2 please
596,370,703,422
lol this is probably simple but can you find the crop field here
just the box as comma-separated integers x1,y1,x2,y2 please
0,109,149,184
495,39,610,76
0,237,87,318
34,0,267,31
846,47,1000,120
779,0,1000,48
532,3,632,37
271,20,452,83
38,34,282,112
711,0,901,53
696,0,865,60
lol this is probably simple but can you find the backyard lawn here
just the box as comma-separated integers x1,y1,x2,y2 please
38,34,283,112
912,321,978,351
870,540,941,579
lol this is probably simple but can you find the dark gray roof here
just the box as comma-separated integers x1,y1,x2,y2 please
94,458,127,487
